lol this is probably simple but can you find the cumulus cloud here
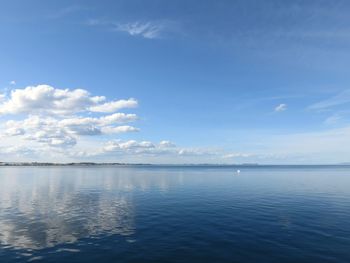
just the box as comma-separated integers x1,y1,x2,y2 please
99,139,216,158
4,127,25,136
103,140,154,152
3,114,140,147
102,140,179,156
0,85,137,115
5,113,139,145
101,125,139,134
159,140,176,148
275,103,287,112
0,84,233,163
0,85,139,150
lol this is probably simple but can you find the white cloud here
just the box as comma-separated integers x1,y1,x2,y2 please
222,153,252,159
0,85,260,162
60,113,137,127
4,127,25,136
89,98,138,113
275,103,287,112
0,85,139,151
101,126,139,134
87,19,172,39
104,140,155,152
0,85,136,115
0,84,223,162
159,140,176,148
309,90,350,110
100,139,210,157
0,145,36,157
9,80,16,85
26,130,77,147
177,148,217,156
4,117,78,147
3,114,140,147
324,114,342,125
115,22,164,39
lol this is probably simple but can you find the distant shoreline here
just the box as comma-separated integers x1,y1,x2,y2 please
0,162,149,166
0,162,350,167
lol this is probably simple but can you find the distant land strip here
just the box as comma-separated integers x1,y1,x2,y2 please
0,162,350,167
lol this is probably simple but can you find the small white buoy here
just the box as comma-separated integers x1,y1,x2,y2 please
236,169,241,174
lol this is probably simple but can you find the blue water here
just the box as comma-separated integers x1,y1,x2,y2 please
0,166,350,262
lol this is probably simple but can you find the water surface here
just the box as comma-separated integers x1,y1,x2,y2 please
0,166,350,262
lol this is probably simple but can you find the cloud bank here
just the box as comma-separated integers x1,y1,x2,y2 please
2,85,348,164
0,85,140,156
0,84,228,163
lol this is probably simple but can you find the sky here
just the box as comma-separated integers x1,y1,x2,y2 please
1,0,350,164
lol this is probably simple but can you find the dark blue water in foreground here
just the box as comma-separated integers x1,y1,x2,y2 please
1,166,350,263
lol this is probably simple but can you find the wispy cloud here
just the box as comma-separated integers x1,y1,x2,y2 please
87,19,175,39
275,103,287,112
308,90,350,110
323,110,350,126
114,22,164,39
324,113,342,125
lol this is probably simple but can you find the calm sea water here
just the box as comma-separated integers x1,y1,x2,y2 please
0,165,350,263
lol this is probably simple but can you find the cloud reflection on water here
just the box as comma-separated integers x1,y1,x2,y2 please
0,167,178,250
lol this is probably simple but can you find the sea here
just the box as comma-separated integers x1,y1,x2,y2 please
0,165,349,262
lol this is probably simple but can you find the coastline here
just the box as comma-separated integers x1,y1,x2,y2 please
0,162,349,167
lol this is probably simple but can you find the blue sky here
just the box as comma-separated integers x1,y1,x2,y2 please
1,0,350,164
